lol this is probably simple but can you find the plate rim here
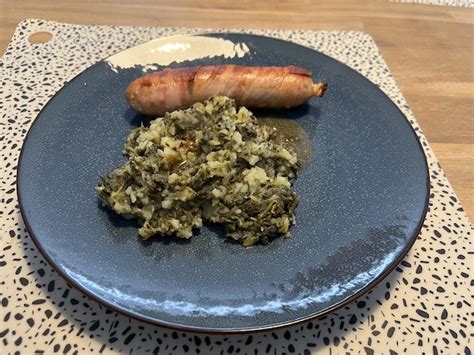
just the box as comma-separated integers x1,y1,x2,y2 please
16,32,431,333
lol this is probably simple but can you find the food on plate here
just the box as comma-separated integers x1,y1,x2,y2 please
97,96,300,246
126,65,327,116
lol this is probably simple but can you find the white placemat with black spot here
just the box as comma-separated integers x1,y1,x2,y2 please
0,19,472,355
389,0,474,7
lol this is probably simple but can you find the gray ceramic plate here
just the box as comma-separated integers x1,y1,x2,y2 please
17,33,429,332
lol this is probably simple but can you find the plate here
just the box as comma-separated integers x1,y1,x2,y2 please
17,33,429,332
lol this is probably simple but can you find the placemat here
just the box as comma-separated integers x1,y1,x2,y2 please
389,0,474,7
0,19,471,354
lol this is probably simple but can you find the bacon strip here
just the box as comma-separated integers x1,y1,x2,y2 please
126,65,327,116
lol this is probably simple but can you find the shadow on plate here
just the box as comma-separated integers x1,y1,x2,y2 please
251,102,315,120
139,233,193,247
123,102,319,128
124,107,152,127
98,202,140,229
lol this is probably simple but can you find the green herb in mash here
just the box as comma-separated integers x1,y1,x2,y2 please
97,96,299,246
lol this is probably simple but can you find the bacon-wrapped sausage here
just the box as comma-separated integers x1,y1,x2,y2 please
126,65,327,116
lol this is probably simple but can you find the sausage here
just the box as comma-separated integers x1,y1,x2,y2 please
126,65,327,116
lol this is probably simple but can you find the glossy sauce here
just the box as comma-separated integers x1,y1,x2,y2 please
258,117,312,170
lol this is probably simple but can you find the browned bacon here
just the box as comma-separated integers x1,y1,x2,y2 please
126,65,327,116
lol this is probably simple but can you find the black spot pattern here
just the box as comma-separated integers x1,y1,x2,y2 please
0,19,472,354
389,0,474,8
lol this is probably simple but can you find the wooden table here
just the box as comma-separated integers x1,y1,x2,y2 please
1,0,473,219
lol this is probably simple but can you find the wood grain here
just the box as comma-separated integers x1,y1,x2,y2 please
1,0,473,219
